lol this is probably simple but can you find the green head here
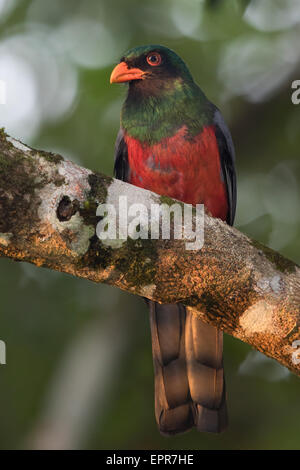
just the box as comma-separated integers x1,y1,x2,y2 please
110,45,209,143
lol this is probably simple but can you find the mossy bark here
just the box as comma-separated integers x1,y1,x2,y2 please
1,130,300,376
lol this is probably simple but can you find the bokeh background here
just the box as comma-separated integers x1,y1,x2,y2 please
0,0,300,450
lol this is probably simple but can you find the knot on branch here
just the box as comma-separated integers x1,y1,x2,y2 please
57,196,79,222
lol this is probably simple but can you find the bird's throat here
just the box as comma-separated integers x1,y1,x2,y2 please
121,78,205,144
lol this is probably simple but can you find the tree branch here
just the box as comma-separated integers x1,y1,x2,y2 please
1,129,300,375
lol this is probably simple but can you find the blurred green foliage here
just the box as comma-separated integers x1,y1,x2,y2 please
0,0,300,450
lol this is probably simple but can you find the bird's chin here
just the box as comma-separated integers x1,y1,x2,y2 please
128,77,146,85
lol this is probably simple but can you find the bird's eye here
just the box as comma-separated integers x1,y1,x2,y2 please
146,52,162,66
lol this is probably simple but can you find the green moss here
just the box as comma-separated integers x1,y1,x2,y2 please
115,237,157,288
37,149,63,165
78,235,114,270
79,233,157,289
88,172,112,203
159,194,184,208
79,200,101,226
34,149,65,186
0,135,64,187
0,153,14,171
0,152,37,190
251,239,297,274
0,147,24,173
0,128,10,149
82,172,115,229
0,150,45,234
159,195,175,206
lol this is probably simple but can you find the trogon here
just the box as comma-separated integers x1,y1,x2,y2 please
110,45,237,435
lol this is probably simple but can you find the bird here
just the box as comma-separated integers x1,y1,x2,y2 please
110,45,236,435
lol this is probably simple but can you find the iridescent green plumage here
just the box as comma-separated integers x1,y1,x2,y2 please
120,45,214,144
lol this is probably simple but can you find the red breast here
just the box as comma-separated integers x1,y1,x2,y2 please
125,125,228,221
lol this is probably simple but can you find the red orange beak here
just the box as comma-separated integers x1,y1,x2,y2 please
110,61,145,84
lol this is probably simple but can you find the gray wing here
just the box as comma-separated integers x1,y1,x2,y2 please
214,109,237,226
114,128,130,182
